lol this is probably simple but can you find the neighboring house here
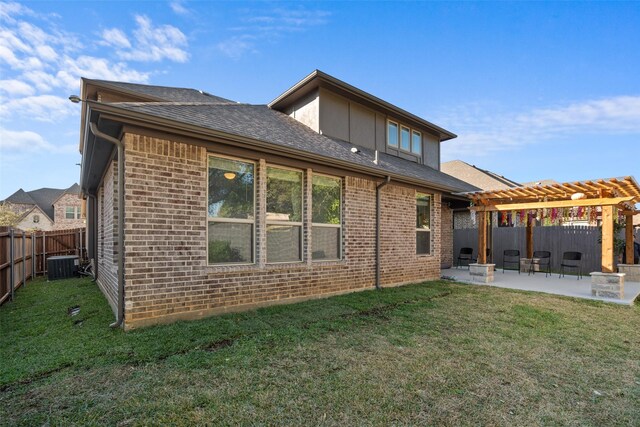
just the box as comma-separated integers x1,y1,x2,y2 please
77,70,477,329
2,184,85,231
441,160,521,229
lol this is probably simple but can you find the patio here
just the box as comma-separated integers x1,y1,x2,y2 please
442,267,640,305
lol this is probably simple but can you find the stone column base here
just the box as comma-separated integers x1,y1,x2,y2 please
617,264,640,282
470,263,495,283
590,272,625,299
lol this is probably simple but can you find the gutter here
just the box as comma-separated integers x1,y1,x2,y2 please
86,192,99,282
375,176,391,290
89,121,125,329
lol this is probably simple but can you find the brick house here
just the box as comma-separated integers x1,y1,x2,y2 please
2,184,85,231
77,70,476,329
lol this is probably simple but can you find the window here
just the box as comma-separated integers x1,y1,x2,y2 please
33,214,40,223
65,206,80,219
416,193,431,255
266,166,303,263
400,126,411,151
207,155,255,264
388,120,422,155
387,121,398,147
312,175,342,260
412,130,422,155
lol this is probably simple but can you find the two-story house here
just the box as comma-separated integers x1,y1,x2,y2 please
77,70,476,329
3,184,85,231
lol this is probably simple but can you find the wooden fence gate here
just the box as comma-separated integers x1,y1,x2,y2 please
453,225,606,273
0,227,86,306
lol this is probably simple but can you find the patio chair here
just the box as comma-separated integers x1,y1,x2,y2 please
502,249,520,274
528,251,551,277
559,251,583,279
456,247,474,268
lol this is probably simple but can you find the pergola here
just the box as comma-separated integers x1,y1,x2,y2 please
465,176,640,273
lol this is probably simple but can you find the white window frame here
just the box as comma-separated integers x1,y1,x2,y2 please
387,120,399,148
206,153,257,266
311,173,342,262
266,164,304,264
400,125,411,152
65,206,79,220
411,130,422,155
416,192,432,256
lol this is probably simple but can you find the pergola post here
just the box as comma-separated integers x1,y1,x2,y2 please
477,211,487,264
625,214,634,265
526,214,534,259
601,205,614,273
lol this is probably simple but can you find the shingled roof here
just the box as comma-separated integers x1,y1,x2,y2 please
88,79,236,104
104,101,477,193
441,160,520,191
3,184,80,220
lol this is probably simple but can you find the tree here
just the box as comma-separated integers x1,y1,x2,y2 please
0,202,22,227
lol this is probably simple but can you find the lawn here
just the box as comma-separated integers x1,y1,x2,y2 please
1,277,639,426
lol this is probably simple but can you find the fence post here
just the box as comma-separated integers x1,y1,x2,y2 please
9,228,14,301
22,232,26,288
42,233,46,275
32,233,36,280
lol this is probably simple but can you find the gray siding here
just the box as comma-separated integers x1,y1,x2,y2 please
286,89,320,133
319,89,349,141
423,133,440,169
349,103,376,150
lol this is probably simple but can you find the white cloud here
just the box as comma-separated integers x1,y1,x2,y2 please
218,7,330,59
100,28,131,49
59,55,150,88
170,1,190,16
0,79,35,96
438,96,640,159
0,1,35,24
0,127,76,154
102,15,188,63
216,35,256,60
0,95,77,122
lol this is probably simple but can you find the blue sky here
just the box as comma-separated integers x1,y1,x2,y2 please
1,1,639,199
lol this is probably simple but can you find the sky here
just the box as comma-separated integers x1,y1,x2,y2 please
1,1,639,200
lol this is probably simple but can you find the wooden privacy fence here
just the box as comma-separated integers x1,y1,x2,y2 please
453,225,607,274
0,227,86,306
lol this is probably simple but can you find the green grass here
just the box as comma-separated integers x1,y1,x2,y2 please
1,277,639,426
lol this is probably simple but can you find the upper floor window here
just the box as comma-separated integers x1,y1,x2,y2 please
266,166,303,263
387,121,398,147
416,193,431,255
387,120,422,155
65,206,81,219
412,131,422,155
207,155,255,264
312,174,342,261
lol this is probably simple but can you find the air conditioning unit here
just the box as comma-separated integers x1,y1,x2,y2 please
47,255,79,281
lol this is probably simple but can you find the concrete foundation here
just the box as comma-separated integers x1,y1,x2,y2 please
469,263,495,283
590,272,625,299
617,264,640,282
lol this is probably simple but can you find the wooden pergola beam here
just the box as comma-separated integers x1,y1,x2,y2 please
625,213,634,265
602,206,615,273
470,196,634,212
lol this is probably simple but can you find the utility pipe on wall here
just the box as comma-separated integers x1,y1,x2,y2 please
375,176,391,290
89,122,125,328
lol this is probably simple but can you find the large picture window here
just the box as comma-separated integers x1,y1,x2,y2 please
266,166,303,263
207,155,255,264
416,193,431,255
312,175,341,260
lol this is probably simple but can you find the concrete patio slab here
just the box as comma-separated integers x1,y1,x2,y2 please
442,267,640,305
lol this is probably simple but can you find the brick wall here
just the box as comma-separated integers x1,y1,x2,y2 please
441,205,453,268
96,161,118,313
53,193,85,230
115,134,443,329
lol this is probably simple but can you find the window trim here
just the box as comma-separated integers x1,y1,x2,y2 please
416,192,432,256
387,120,399,148
65,206,79,220
266,164,304,264
206,153,257,266
411,130,422,155
400,125,411,152
311,173,343,262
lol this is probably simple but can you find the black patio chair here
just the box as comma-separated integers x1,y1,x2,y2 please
528,251,551,277
559,251,582,279
503,249,520,274
456,247,474,268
